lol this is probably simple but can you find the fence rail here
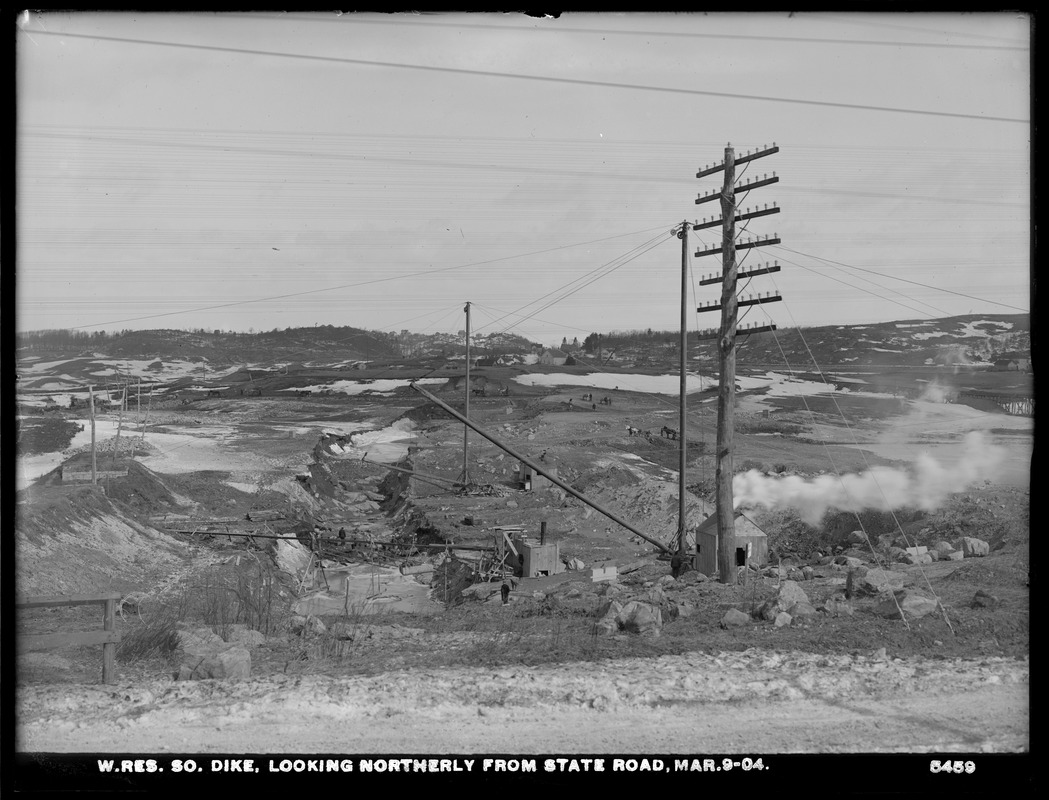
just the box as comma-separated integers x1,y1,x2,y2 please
16,592,122,684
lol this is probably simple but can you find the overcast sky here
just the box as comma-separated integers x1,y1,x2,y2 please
16,11,1030,346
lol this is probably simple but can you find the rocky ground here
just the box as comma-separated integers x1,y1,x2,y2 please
14,374,1030,777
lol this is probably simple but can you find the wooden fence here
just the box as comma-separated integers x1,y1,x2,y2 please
16,592,122,684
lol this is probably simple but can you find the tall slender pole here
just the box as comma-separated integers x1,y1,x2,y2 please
678,220,689,557
716,144,738,585
112,385,125,470
88,385,97,485
461,301,471,486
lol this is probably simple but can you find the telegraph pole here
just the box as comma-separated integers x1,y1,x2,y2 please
695,142,782,583
677,220,689,558
459,301,472,487
716,147,739,584
88,385,97,485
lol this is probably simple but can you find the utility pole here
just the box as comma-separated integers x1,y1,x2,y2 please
88,385,97,485
459,301,472,487
716,146,738,584
677,220,689,558
112,385,125,470
695,142,782,584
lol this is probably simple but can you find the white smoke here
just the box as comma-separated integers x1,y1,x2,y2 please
733,431,1003,525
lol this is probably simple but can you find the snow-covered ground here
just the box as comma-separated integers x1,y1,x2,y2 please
19,357,246,382
288,378,447,396
16,421,125,490
514,372,712,395
323,419,419,463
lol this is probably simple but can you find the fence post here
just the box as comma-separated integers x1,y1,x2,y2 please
103,597,116,684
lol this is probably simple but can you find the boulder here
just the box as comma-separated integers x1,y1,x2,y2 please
616,600,662,638
789,601,818,618
960,537,990,557
174,628,224,650
905,552,934,565
176,645,251,681
758,580,811,620
328,621,361,640
833,555,864,569
774,612,792,628
595,598,623,620
946,550,965,561
801,566,815,581
720,608,751,628
777,580,811,609
461,582,502,601
873,589,940,620
565,557,585,571
851,568,907,597
847,530,868,545
821,597,855,617
225,625,266,648
274,536,313,576
289,615,327,635
971,590,1000,609
672,600,696,618
933,541,955,557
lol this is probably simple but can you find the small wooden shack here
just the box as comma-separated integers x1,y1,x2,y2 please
516,538,561,578
518,461,558,491
693,510,768,577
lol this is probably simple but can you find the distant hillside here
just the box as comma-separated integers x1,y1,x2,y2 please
16,325,542,367
574,314,1030,372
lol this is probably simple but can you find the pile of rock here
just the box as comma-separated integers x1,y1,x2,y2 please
172,624,263,681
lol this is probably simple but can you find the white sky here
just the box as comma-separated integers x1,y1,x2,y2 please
16,11,1030,346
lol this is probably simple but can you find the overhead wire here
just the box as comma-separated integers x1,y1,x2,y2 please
23,29,1029,124
260,12,1029,51
775,245,1030,313
62,224,671,330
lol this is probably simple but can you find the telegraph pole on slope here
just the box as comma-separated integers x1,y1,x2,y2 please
88,385,97,485
459,301,472,487
716,147,739,584
677,220,689,559
695,142,783,584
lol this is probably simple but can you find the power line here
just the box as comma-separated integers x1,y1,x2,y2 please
805,12,1028,44
26,29,1029,124
67,224,671,330
256,12,1029,51
775,245,1030,313
476,231,673,337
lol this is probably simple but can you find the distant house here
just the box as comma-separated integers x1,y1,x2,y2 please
993,358,1028,372
475,355,498,367
539,348,569,366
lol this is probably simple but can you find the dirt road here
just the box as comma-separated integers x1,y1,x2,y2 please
17,648,1028,754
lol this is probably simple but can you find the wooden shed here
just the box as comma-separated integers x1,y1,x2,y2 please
692,510,768,577
518,462,558,491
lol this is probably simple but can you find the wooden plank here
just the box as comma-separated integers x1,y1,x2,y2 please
19,630,121,651
16,593,122,609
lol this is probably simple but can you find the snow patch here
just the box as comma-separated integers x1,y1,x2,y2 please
911,332,949,340
514,372,711,395
290,378,446,396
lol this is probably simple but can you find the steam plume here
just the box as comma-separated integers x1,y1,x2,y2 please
733,431,1003,525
